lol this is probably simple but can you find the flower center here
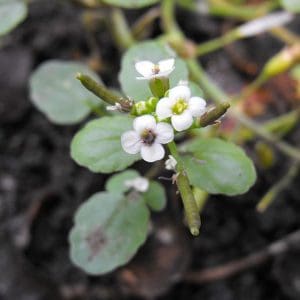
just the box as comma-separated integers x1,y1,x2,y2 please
152,64,160,75
172,99,188,115
141,129,156,145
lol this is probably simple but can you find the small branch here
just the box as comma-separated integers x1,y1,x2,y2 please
186,59,300,162
110,8,135,50
232,110,300,162
76,73,133,112
161,0,180,35
196,31,238,57
256,162,299,212
271,27,300,45
184,228,300,284
73,0,104,8
208,0,279,21
263,108,300,137
131,7,160,40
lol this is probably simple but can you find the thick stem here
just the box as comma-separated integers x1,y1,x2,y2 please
110,8,135,50
168,141,201,236
257,163,299,212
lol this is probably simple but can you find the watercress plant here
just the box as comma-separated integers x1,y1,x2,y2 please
29,39,256,275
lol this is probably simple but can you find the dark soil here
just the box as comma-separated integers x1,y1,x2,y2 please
1,1,300,300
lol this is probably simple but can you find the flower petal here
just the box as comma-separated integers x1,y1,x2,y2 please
171,110,193,131
135,60,154,78
158,58,175,76
156,97,175,120
188,96,206,117
155,122,174,144
169,85,191,102
121,130,142,154
133,115,156,134
136,76,150,80
141,143,165,162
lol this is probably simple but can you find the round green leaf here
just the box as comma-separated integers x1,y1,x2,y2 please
143,181,167,212
189,81,204,98
30,60,102,125
101,0,159,8
71,115,140,173
106,169,140,193
119,40,189,101
0,0,27,36
181,138,256,196
69,191,149,275
280,0,300,12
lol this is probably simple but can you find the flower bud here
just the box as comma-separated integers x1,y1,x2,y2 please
131,97,159,116
262,44,300,79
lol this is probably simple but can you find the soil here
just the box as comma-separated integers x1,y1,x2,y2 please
1,1,300,300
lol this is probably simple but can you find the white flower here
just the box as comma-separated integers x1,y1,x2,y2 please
124,177,149,192
135,58,175,80
121,115,174,162
165,155,177,171
156,85,206,131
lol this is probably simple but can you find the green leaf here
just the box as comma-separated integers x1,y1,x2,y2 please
189,82,204,98
106,169,140,193
30,60,103,125
119,40,189,101
0,0,27,36
181,138,256,196
101,0,159,8
144,181,167,212
69,191,149,275
280,0,300,12
71,115,140,173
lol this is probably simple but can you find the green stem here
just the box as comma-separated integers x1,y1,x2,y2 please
257,163,299,212
238,108,300,143
161,0,179,34
168,141,201,236
233,73,267,104
186,59,300,162
131,7,160,40
110,8,135,50
208,0,279,21
196,31,239,57
263,108,300,137
77,73,133,111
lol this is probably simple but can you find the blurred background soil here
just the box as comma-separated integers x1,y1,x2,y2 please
0,1,300,299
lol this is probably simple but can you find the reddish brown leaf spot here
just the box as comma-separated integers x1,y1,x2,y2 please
85,226,107,261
